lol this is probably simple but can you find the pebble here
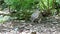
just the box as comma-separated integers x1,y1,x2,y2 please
0,16,60,34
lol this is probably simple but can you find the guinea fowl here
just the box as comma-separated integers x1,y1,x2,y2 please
30,9,41,23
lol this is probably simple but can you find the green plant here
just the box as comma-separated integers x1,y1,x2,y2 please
4,0,60,22
4,0,39,21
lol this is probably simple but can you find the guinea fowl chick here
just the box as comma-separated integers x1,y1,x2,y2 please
30,9,40,23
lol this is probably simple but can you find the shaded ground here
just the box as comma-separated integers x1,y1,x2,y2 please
0,16,60,34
